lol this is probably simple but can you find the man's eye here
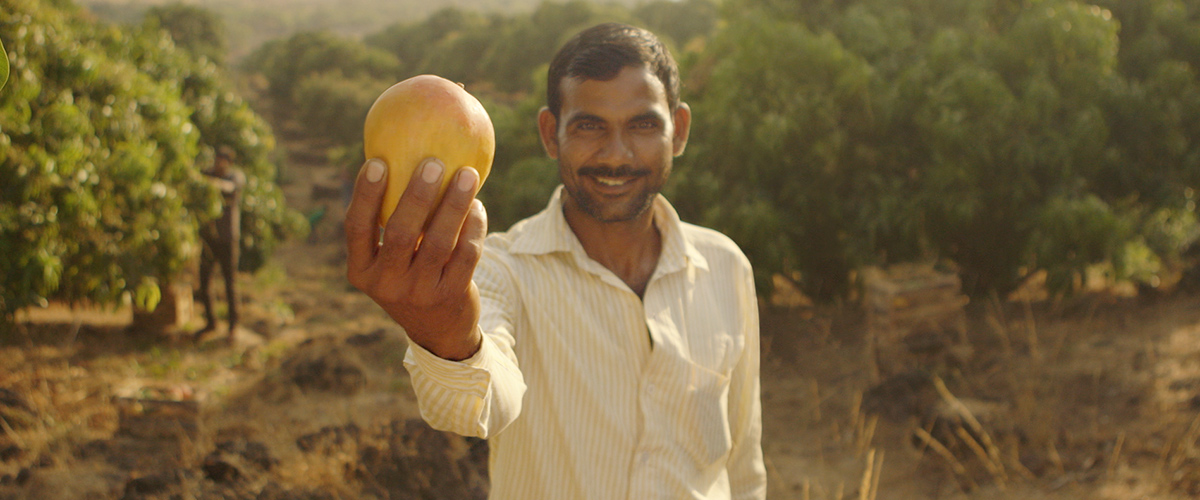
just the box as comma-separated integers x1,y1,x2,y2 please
575,122,601,131
633,121,659,130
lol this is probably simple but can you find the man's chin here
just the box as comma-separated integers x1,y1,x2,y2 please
578,195,655,223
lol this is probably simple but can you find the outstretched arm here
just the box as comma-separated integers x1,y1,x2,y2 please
345,158,525,438
344,158,485,360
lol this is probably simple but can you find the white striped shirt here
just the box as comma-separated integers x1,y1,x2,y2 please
403,186,766,499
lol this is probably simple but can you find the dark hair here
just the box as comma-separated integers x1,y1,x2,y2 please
546,23,680,118
216,145,236,162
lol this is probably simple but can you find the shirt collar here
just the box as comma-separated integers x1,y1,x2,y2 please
507,186,709,274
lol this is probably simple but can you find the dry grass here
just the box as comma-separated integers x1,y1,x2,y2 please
759,288,1200,500
7,262,1200,499
7,207,1200,500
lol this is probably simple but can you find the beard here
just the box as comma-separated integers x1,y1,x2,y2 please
562,164,665,223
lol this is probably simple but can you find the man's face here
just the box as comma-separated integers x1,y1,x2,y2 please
539,65,690,223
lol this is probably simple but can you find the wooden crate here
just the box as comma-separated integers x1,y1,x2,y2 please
862,264,969,379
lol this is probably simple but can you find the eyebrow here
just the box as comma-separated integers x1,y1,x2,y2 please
629,111,666,124
565,113,605,128
565,110,666,128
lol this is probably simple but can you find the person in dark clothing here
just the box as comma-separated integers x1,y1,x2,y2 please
195,146,246,343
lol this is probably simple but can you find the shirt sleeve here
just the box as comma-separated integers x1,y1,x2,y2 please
727,260,768,499
401,249,526,439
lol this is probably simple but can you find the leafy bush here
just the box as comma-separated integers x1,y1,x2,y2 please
0,0,302,322
143,3,227,66
242,30,400,107
679,0,1200,299
292,71,392,147
237,0,1200,301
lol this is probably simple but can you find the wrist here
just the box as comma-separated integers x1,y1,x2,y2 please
409,323,483,362
431,334,483,361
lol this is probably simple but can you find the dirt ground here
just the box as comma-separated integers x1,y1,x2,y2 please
4,141,1200,499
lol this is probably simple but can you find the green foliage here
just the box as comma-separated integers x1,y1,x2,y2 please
82,0,647,62
362,7,496,85
242,30,400,105
1029,195,1200,293
292,72,391,147
675,11,884,297
361,2,627,94
126,7,307,273
634,0,718,47
240,30,400,159
476,72,561,231
228,0,1200,301
683,0,1200,299
1028,194,1130,292
1,0,200,317
0,0,301,321
143,3,227,66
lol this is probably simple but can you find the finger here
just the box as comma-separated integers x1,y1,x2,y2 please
442,198,488,291
345,159,387,279
377,158,445,271
413,167,479,270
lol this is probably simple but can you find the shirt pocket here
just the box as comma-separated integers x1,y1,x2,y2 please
675,357,733,467
688,328,744,377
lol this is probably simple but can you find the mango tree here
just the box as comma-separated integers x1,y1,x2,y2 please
0,0,303,324
681,0,1200,299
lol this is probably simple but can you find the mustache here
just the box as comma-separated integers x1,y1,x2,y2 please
576,165,651,178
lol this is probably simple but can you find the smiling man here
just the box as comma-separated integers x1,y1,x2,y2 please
345,23,766,499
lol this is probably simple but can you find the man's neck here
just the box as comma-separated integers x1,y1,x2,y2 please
562,196,662,298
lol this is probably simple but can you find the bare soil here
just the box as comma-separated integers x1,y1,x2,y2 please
4,141,1200,499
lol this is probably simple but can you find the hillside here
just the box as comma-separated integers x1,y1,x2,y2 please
78,0,645,60
4,132,1200,498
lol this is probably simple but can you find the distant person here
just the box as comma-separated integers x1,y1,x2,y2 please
345,23,766,498
195,146,246,344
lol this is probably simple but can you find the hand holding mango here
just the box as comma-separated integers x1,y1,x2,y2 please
363,75,495,227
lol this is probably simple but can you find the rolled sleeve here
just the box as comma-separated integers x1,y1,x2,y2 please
403,324,526,439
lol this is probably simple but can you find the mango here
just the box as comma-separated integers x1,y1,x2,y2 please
364,74,495,227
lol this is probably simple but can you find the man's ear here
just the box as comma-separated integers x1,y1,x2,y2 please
672,102,692,157
537,107,559,160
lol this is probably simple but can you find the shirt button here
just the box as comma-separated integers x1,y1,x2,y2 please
645,384,656,395
638,451,650,464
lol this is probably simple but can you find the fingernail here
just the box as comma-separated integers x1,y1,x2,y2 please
456,168,477,192
421,159,444,184
365,159,385,183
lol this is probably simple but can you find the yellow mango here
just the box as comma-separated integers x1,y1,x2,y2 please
364,74,495,227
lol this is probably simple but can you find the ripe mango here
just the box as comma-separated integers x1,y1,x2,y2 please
364,74,495,227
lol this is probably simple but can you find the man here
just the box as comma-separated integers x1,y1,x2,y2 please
345,23,766,499
196,145,245,344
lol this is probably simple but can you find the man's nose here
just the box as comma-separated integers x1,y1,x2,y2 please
597,131,635,166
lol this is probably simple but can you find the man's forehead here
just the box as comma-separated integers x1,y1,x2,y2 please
559,65,669,117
